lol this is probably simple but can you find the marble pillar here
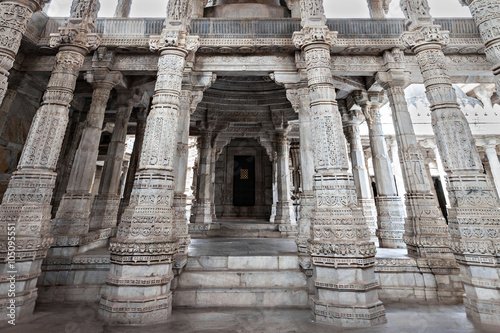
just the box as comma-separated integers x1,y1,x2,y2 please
274,130,293,226
293,5,386,325
88,91,134,236
52,68,123,255
98,1,200,321
341,105,379,247
460,0,500,95
190,130,213,224
0,0,46,105
401,0,500,325
354,90,405,249
0,0,100,321
118,106,148,221
377,48,452,259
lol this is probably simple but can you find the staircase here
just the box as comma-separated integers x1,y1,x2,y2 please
173,250,309,308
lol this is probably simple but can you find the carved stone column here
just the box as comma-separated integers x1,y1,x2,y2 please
118,106,148,221
0,0,46,105
52,54,123,256
274,130,293,227
98,0,199,323
401,1,500,325
0,0,99,321
459,0,500,95
293,3,386,325
190,129,213,224
354,90,405,249
114,0,132,17
377,48,452,259
341,104,379,247
88,90,135,238
286,87,314,256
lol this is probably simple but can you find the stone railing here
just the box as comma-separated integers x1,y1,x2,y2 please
34,17,480,42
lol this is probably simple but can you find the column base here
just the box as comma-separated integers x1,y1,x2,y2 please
274,201,292,225
464,297,500,327
375,196,406,249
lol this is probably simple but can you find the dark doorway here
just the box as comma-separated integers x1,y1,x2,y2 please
233,155,255,206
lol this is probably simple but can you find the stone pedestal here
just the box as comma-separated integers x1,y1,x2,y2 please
401,1,500,325
293,22,386,327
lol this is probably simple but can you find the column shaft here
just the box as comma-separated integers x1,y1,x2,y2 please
293,23,386,327
274,131,293,225
89,94,133,232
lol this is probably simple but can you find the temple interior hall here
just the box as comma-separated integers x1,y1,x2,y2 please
1,0,500,331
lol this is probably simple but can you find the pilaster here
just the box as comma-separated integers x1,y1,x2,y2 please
354,90,405,249
0,0,100,322
401,0,500,325
293,4,386,325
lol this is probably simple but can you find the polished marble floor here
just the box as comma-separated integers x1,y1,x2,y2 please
1,303,496,333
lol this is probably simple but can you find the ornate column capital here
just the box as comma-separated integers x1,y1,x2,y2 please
49,0,101,53
376,48,412,89
353,90,385,127
292,26,337,50
286,85,311,116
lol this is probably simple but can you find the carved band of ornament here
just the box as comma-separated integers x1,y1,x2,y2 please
106,274,173,286
278,225,298,232
0,272,40,283
313,227,371,240
450,240,496,255
314,280,379,291
401,26,450,49
312,256,377,268
0,236,53,251
312,307,386,321
110,253,175,265
308,241,377,257
461,275,500,289
99,294,172,313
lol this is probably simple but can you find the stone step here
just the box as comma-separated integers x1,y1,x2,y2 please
178,270,307,289
186,255,300,270
189,222,283,238
173,288,309,308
